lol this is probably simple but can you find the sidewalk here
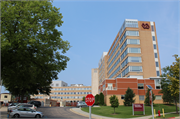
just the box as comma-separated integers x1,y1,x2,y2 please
70,107,180,119
0,106,8,119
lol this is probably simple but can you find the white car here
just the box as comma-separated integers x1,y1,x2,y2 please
9,107,43,118
8,103,37,112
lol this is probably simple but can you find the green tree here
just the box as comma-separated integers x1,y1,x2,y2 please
99,92,104,105
160,55,179,113
109,95,119,114
124,87,135,106
158,78,174,104
1,1,70,102
95,94,99,105
144,89,155,106
82,96,85,101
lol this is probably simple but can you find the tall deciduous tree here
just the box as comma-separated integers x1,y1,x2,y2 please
109,95,119,114
1,1,70,102
124,87,135,106
160,55,179,113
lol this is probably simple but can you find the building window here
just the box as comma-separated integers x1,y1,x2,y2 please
94,70,97,73
151,25,154,31
103,84,105,91
128,48,141,53
107,83,113,90
56,84,59,86
84,92,86,94
155,79,161,89
129,66,142,72
153,44,157,49
138,84,144,89
121,95,125,99
4,96,7,98
155,53,158,58
152,36,156,41
51,84,54,86
155,62,159,67
139,95,144,100
157,71,160,77
126,31,139,36
74,92,76,94
155,95,162,100
128,57,141,62
61,92,63,94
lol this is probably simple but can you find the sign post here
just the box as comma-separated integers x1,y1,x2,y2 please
147,85,154,119
132,104,145,115
85,94,95,119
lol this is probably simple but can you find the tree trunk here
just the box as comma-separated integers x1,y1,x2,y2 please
175,98,178,114
21,94,24,103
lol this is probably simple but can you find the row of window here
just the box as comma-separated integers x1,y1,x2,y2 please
121,47,141,61
108,58,120,75
51,92,91,95
108,43,119,63
121,57,142,69
109,36,119,56
109,66,120,78
119,20,138,39
108,50,120,69
122,66,142,77
109,30,139,64
51,96,84,99
52,88,91,91
120,39,140,52
120,95,161,100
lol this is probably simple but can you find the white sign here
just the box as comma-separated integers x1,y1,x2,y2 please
4,100,8,103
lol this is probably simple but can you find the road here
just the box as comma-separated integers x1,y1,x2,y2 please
37,107,91,119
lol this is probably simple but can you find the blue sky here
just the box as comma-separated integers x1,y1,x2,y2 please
53,0,179,86
1,0,179,93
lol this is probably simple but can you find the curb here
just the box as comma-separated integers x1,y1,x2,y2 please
70,108,100,119
69,108,89,117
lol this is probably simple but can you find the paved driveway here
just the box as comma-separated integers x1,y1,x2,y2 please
37,107,91,119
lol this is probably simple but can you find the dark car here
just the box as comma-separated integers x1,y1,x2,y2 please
28,101,41,107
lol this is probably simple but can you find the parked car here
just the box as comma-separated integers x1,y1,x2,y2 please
28,101,41,107
8,103,37,112
9,107,43,118
76,101,88,108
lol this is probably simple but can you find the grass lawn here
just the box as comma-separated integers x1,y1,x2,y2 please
81,104,179,118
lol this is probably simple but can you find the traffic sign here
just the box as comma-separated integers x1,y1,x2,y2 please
85,94,95,106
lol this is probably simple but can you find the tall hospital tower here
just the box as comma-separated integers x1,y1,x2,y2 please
92,19,163,105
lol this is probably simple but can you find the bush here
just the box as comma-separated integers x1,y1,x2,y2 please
95,94,99,105
99,92,104,105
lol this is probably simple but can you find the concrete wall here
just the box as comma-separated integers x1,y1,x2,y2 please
91,68,99,96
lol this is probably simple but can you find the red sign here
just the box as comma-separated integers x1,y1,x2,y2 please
142,23,150,29
133,104,144,111
85,94,95,106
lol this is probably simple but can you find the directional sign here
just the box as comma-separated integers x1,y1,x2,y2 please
85,94,95,106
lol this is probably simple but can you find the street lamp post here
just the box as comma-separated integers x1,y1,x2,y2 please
146,85,154,119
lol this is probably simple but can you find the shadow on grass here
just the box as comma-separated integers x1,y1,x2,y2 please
111,112,121,115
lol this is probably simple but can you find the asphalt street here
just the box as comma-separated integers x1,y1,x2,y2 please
37,107,93,119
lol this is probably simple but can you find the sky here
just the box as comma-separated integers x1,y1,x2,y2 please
1,0,179,93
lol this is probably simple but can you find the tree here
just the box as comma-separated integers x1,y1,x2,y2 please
82,97,85,101
144,89,155,106
99,92,104,105
95,94,99,105
160,55,179,113
109,95,119,114
124,87,135,106
158,78,174,104
1,1,70,102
